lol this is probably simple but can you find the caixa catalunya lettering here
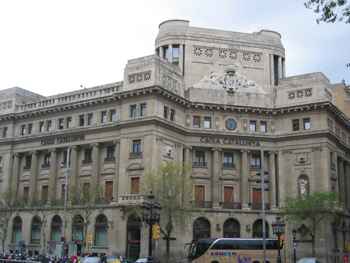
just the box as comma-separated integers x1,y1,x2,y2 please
200,136,260,147
40,135,85,145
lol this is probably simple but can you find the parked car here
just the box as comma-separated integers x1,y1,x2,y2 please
297,258,321,263
83,256,102,263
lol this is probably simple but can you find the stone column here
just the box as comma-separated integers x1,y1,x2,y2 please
91,143,101,201
113,140,120,203
278,56,283,79
11,153,21,202
282,58,286,78
184,146,192,167
269,151,277,209
168,44,173,63
69,145,79,193
159,46,164,59
338,158,345,206
179,44,184,75
211,148,221,208
269,54,274,86
241,150,249,209
48,148,58,203
344,162,349,210
29,151,39,204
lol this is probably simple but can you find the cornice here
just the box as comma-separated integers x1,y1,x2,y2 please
1,85,349,128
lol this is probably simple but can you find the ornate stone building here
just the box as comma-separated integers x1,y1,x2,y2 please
0,20,349,261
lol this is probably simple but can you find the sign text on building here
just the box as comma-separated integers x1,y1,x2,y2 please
41,134,85,145
200,136,260,147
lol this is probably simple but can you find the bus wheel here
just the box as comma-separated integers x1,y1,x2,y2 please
211,261,219,263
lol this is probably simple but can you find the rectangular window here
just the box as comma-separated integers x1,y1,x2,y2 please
82,182,90,201
260,121,267,133
132,140,142,153
249,120,257,132
27,123,33,135
223,186,234,203
223,152,234,168
292,119,300,131
203,116,212,129
303,118,311,130
193,116,201,128
79,114,85,127
24,155,32,169
66,117,72,128
140,103,147,117
41,185,48,203
194,185,205,202
170,109,175,121
106,145,115,161
42,153,51,168
23,186,29,203
252,188,262,204
129,104,137,118
250,153,261,169
172,44,180,65
58,118,64,130
2,127,7,138
20,125,26,136
164,106,169,119
193,150,206,167
87,113,93,125
101,111,107,123
46,120,52,132
61,184,66,201
39,121,44,133
109,109,117,122
105,181,113,202
131,177,140,194
83,148,92,164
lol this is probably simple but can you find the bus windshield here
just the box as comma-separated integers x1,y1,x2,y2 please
188,239,215,260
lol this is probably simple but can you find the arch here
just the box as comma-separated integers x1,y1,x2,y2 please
12,216,23,243
193,217,211,241
30,216,42,244
223,218,240,238
252,219,269,238
94,214,108,247
298,174,310,197
126,214,141,261
51,215,62,241
72,215,84,242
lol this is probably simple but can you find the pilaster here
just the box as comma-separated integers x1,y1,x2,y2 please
48,148,58,203
29,151,39,204
241,150,249,209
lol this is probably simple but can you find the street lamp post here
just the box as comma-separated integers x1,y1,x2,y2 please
142,192,160,258
292,229,297,263
272,217,285,263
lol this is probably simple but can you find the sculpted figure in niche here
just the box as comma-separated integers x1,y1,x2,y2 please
298,175,310,197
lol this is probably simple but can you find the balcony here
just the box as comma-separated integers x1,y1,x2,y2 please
221,202,242,209
119,194,145,205
192,162,207,168
129,152,143,159
251,202,270,210
192,201,213,208
222,163,235,169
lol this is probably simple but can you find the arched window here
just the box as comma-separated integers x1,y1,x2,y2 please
12,216,22,243
51,215,62,241
223,218,240,238
298,175,310,197
94,214,108,247
126,214,141,261
252,219,269,238
72,215,84,242
31,216,42,244
193,217,210,241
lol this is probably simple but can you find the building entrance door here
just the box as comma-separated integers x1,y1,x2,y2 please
126,215,141,261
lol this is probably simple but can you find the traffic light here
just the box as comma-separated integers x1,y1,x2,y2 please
152,224,161,240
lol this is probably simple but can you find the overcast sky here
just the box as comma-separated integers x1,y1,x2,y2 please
0,0,349,96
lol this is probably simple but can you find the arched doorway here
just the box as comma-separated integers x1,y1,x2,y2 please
252,219,269,238
94,214,108,247
51,215,62,241
12,216,23,243
193,217,211,241
72,215,84,255
30,216,42,244
126,214,141,261
223,218,240,238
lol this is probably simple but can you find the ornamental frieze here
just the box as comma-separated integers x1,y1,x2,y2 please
288,88,312,99
128,71,151,84
192,45,261,63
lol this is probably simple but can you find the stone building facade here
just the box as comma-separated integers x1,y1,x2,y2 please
0,20,349,262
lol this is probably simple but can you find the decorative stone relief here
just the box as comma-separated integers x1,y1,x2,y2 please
192,46,260,62
161,74,179,94
298,174,310,197
128,71,152,84
288,88,312,100
161,141,176,160
294,152,311,166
